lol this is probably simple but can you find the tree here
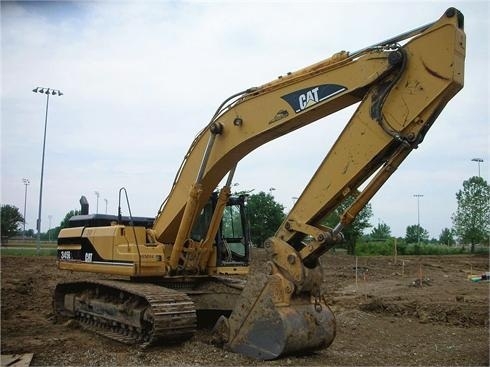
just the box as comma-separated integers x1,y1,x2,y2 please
245,191,286,246
25,229,35,238
59,210,80,229
40,209,80,241
452,176,490,252
322,193,373,255
370,222,392,241
405,224,429,244
1,204,24,238
439,227,455,246
50,209,81,240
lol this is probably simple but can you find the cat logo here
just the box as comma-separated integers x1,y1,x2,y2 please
281,84,347,113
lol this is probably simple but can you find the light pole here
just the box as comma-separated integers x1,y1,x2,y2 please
104,198,108,214
413,194,424,245
471,158,484,177
22,178,30,239
33,87,63,255
95,191,100,214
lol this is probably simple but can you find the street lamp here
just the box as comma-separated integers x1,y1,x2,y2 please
471,158,484,177
32,87,63,255
413,194,424,245
22,178,30,239
104,198,108,214
95,191,100,214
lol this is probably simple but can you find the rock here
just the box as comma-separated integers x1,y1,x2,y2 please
418,310,430,324
63,319,79,329
456,295,465,302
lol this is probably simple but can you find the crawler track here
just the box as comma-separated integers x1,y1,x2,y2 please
54,280,197,346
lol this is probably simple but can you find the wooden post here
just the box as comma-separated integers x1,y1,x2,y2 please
355,256,358,291
393,237,397,265
418,262,423,287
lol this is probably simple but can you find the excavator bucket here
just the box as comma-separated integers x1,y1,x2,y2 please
213,260,336,360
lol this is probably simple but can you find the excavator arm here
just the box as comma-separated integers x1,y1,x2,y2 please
155,49,390,245
207,8,463,359
277,9,465,263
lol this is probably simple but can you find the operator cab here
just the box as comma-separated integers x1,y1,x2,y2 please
191,192,251,266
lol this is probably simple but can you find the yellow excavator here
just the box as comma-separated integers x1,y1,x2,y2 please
55,8,465,360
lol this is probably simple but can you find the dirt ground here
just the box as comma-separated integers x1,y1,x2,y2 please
1,250,489,366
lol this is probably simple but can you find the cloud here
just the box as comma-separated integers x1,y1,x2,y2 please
1,1,488,239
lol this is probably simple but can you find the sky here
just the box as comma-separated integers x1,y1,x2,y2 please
1,0,488,239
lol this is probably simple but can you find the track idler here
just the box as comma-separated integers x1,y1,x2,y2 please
213,245,336,360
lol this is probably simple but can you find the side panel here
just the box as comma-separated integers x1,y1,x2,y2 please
57,225,168,276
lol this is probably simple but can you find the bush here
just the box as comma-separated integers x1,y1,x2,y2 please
355,240,473,256
356,240,394,256
403,243,465,255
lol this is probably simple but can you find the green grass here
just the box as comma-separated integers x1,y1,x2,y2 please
0,247,57,256
0,240,56,256
2,241,57,248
